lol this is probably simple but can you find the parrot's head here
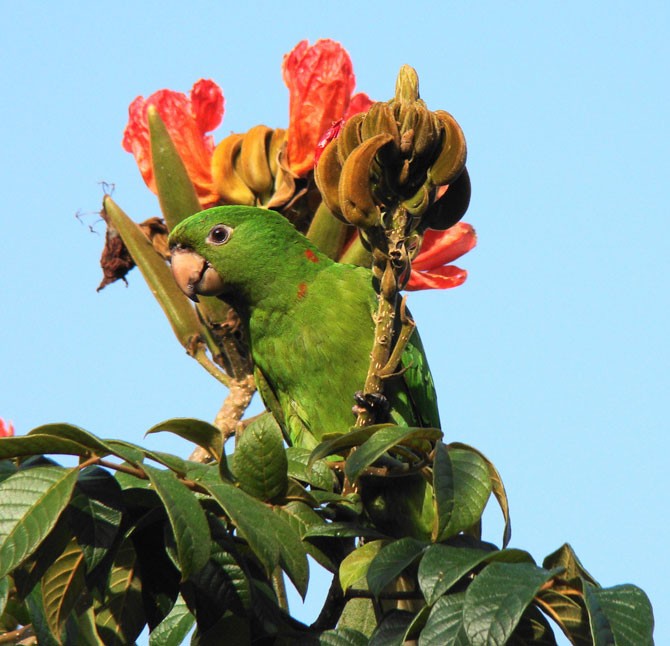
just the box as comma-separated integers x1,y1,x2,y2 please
169,205,323,305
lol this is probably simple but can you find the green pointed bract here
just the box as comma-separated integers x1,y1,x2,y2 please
168,205,440,449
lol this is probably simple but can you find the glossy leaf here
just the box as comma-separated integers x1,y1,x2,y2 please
286,446,336,490
462,562,560,645
369,610,415,646
317,627,369,645
144,465,210,580
95,537,145,645
339,540,384,592
419,544,534,605
309,426,386,464
41,539,87,637
29,423,114,456
0,435,90,460
542,543,598,586
345,426,442,482
419,592,468,645
432,442,454,541
232,414,288,501
203,481,308,596
583,583,616,645
537,589,591,646
0,466,79,578
440,448,492,540
149,595,195,646
147,418,224,464
69,467,124,574
593,584,654,646
367,537,426,597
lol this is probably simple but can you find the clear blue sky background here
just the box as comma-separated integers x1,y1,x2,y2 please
1,2,668,643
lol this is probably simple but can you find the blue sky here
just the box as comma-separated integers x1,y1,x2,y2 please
1,2,668,643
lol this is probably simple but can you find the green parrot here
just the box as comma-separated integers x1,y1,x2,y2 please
168,205,440,451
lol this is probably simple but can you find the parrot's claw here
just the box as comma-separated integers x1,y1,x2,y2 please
352,391,391,421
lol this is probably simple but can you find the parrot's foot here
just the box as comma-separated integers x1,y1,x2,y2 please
352,391,391,422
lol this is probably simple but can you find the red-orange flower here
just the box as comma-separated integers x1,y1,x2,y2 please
283,39,373,176
406,223,477,290
122,79,224,207
0,418,14,438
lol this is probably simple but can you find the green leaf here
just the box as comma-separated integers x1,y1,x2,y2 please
309,426,383,463
369,610,415,646
432,442,454,541
25,584,62,645
41,539,87,637
583,583,616,646
203,481,308,596
147,418,224,464
542,543,598,585
449,442,510,547
0,466,79,578
367,537,426,597
232,414,288,501
149,594,195,646
103,439,145,466
0,435,90,460
508,605,557,645
0,575,8,619
317,627,369,645
29,423,114,457
339,540,384,592
69,467,124,574
537,589,591,646
95,537,145,645
345,426,443,482
302,522,386,540
419,545,534,605
462,562,560,645
419,592,468,645
0,459,17,484
286,446,335,490
593,584,654,646
440,448,492,540
143,466,210,580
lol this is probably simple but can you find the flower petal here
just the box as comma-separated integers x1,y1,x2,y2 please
122,80,224,207
406,265,468,291
283,39,359,176
0,418,15,438
412,222,477,271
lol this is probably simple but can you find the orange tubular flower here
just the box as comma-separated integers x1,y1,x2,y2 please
406,223,477,291
122,79,224,207
0,418,15,438
283,39,373,176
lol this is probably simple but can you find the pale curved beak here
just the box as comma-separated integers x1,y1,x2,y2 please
170,248,225,301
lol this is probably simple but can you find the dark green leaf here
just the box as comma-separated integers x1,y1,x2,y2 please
449,442,511,547
309,426,384,464
29,423,114,457
41,539,87,637
95,537,145,645
0,459,17,484
203,481,308,596
318,627,369,645
462,562,560,645
103,440,145,466
594,584,654,646
419,592,468,645
369,610,415,646
440,448,492,540
339,540,384,592
367,538,426,597
287,446,336,490
232,414,288,501
537,589,591,646
419,545,534,605
583,583,616,646
508,605,557,645
0,466,79,577
25,584,61,646
147,418,223,463
432,442,454,541
70,467,124,574
0,435,90,459
303,522,386,540
0,575,8,619
143,466,210,580
149,595,195,646
542,543,598,586
345,427,442,482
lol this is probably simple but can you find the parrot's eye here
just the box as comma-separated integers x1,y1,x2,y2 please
207,225,232,245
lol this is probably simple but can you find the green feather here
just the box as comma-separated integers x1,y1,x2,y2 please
169,205,440,449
